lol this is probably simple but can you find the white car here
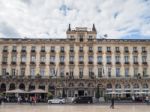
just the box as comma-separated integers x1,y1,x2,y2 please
48,98,65,104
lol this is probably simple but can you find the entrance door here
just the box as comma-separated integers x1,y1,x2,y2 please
78,90,84,96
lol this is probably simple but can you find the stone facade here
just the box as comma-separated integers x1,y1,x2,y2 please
0,25,150,98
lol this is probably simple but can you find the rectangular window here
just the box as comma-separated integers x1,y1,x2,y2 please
11,69,16,76
2,68,6,75
70,46,74,51
133,56,138,63
134,68,138,76
98,47,102,52
89,68,93,78
115,56,120,62
50,68,55,76
133,47,137,52
12,55,17,62
60,68,64,77
107,47,111,52
41,46,45,51
51,46,55,51
116,68,120,77
3,46,8,51
79,47,83,51
31,55,36,62
40,55,45,62
88,56,93,62
79,68,83,78
40,68,45,76
98,68,102,77
115,47,119,52
142,56,147,63
79,56,84,62
124,56,129,63
50,56,55,62
21,55,26,62
60,47,64,52
60,56,65,62
31,46,36,51
70,68,74,78
22,46,26,51
20,68,25,76
12,46,17,51
89,47,93,51
70,56,74,62
2,55,7,62
89,36,92,39
106,56,111,63
143,68,147,76
124,47,128,52
142,47,146,52
30,68,35,76
108,68,111,77
125,68,129,77
97,56,102,63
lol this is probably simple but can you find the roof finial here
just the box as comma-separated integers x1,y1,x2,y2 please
92,24,96,32
68,24,71,31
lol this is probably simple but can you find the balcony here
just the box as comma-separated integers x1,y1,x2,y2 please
124,50,129,53
79,61,84,65
31,50,36,53
133,62,139,65
142,62,148,65
11,61,16,65
88,50,93,53
30,62,36,65
70,50,74,53
133,50,138,54
40,50,45,53
21,50,26,53
88,61,93,64
116,62,121,65
12,50,17,53
40,62,45,65
88,39,93,41
50,50,55,53
79,50,83,53
115,50,120,54
107,62,112,65
20,62,26,65
69,61,74,65
3,50,8,53
59,62,65,65
97,62,102,65
97,51,102,53
142,51,147,54
50,62,55,65
2,62,7,65
124,62,130,65
106,51,111,54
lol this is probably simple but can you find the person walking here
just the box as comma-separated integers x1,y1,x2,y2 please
110,97,115,109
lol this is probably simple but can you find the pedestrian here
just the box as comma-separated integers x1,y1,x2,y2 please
110,97,115,109
30,96,32,105
146,96,149,105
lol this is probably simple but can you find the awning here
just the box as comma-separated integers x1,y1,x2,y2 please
29,89,47,93
6,89,28,94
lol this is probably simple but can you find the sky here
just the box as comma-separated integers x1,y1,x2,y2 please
0,0,150,39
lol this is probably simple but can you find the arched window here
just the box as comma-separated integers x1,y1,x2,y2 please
39,84,45,90
133,83,139,89
78,83,84,87
0,83,6,92
143,83,148,89
9,83,16,90
19,83,25,90
115,84,121,89
29,84,35,91
107,83,112,89
124,84,130,89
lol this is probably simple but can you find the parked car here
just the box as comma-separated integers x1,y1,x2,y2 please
48,98,65,104
72,96,93,104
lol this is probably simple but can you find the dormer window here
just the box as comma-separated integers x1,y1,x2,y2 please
88,36,93,41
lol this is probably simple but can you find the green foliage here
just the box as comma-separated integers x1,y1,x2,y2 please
47,92,53,99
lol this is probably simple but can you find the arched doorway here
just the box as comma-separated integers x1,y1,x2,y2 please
78,83,84,97
19,83,25,90
9,83,16,90
124,83,131,98
0,83,6,92
97,83,104,97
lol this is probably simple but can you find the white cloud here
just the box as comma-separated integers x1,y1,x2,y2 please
0,0,149,39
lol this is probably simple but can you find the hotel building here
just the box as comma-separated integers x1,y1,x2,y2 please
0,25,150,98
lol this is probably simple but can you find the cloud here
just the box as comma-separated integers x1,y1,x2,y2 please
0,0,149,39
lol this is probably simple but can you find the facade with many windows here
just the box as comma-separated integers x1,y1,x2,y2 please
0,25,150,98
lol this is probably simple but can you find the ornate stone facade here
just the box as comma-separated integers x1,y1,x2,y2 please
0,25,150,98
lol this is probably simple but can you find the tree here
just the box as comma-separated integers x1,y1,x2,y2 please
95,86,100,99
47,92,53,99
